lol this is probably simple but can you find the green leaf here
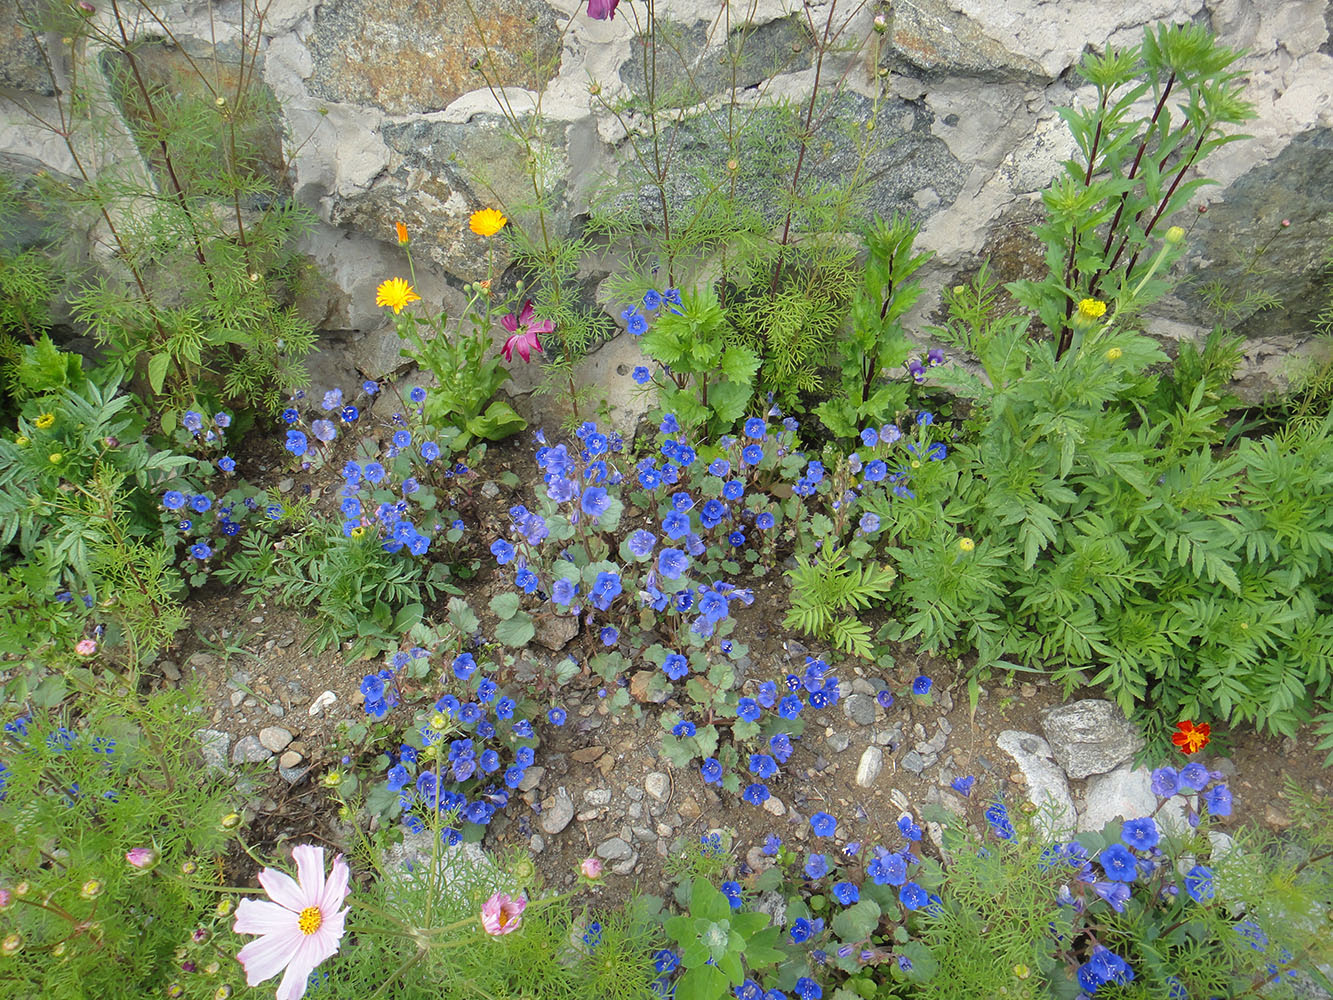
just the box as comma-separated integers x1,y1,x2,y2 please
494,612,534,647
754,867,783,892
692,877,730,923
467,400,527,441
489,592,521,620
147,352,171,394
675,965,730,1000
830,899,882,941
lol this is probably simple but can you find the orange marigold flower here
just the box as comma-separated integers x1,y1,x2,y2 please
469,208,507,237
375,278,420,315
1172,720,1210,755
395,221,409,245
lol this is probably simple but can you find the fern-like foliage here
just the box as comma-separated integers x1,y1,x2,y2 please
784,545,896,659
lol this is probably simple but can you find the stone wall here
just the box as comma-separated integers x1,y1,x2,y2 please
1,0,1330,412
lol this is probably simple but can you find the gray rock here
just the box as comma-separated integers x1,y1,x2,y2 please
995,730,1077,839
901,749,927,774
197,729,231,771
844,693,877,727
595,836,634,862
856,746,885,788
539,788,574,836
529,834,545,853
1079,763,1158,834
517,766,545,792
826,731,851,754
1040,700,1143,779
160,660,181,681
258,727,293,753
644,772,670,803
231,735,272,764
266,703,286,718
761,796,786,816
279,750,303,769
584,788,612,807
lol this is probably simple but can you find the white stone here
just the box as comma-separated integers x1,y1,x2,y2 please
307,690,337,717
855,746,885,788
644,771,670,803
1079,763,1158,833
995,730,1077,839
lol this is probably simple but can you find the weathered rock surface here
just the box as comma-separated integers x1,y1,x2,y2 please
995,730,1077,839
1040,700,1142,779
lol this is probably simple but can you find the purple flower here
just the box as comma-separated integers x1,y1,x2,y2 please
804,854,829,879
600,626,619,646
581,487,611,518
1099,843,1138,882
1179,762,1210,791
311,419,337,443
1203,783,1232,816
1150,766,1181,798
658,547,690,580
1093,881,1132,913
1121,817,1159,851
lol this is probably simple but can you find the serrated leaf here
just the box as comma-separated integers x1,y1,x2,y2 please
830,899,882,941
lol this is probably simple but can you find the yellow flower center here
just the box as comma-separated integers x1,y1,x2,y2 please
48,452,62,463
910,459,921,469
15,435,27,446
1076,298,1107,321
1105,347,1123,362
350,526,365,538
297,906,322,935
35,413,55,429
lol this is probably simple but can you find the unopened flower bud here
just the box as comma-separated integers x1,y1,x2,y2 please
510,857,536,885
2,933,22,955
1281,218,1290,228
80,879,103,899
873,13,887,32
0,890,9,910
215,987,234,1000
727,159,739,172
13,882,28,897
1014,964,1031,980
215,898,234,917
125,847,159,869
180,861,197,876
1105,346,1123,362
588,81,602,96
215,97,227,107
78,1,95,13
321,770,342,788
580,857,604,879
167,982,184,998
1165,226,1185,244
958,537,975,552
52,940,67,957
205,961,221,975
49,452,63,463
219,812,242,830
192,927,210,943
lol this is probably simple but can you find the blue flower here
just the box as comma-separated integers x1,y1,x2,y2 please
183,410,203,433
654,949,680,974
761,834,782,857
547,707,567,726
1121,817,1159,851
642,289,662,310
627,312,648,335
662,510,690,540
810,812,837,837
720,881,743,909
495,697,515,720
452,653,477,680
794,977,822,1000
218,456,236,473
1150,766,1181,797
632,365,651,385
868,851,907,886
741,444,764,465
285,429,308,456
863,459,887,482
860,428,878,447
898,882,929,910
742,782,770,805
410,386,426,403
917,411,934,426
749,754,777,779
744,417,767,439
897,815,923,841
804,853,829,878
552,579,578,606
755,511,775,530
777,695,802,720
1092,881,1132,913
737,698,761,722
912,676,933,696
789,916,816,943
364,462,385,483
491,539,516,564
827,882,857,906
1179,761,1210,791
393,429,412,449
769,732,793,763
1203,783,1232,816
700,758,723,784
190,542,212,559
985,802,1014,840
191,494,212,513
672,720,696,738
662,653,689,681
1099,843,1138,882
590,571,622,611
163,490,185,510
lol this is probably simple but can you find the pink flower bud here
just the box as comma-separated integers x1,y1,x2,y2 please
125,847,159,869
580,857,604,879
75,638,97,656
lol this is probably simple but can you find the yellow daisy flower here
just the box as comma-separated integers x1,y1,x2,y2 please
469,208,507,237
35,413,55,429
376,277,421,315
1076,298,1107,321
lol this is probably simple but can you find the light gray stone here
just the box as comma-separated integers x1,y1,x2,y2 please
1040,699,1143,779
231,735,272,764
844,693,877,727
595,836,634,862
517,766,545,792
307,690,337,716
995,730,1077,839
197,729,230,771
901,749,927,774
1079,763,1159,833
584,788,612,807
856,746,885,788
644,771,670,803
258,727,293,753
539,787,575,835
826,731,852,754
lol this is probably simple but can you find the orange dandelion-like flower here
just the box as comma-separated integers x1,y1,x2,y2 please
469,208,507,237
395,221,409,245
1172,720,1210,755
375,278,421,315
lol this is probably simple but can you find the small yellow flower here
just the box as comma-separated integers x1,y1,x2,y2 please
350,526,366,538
1165,225,1186,244
1239,621,1249,630
1076,298,1107,321
35,413,55,429
910,459,921,469
1014,964,1031,980
469,208,507,237
48,452,62,464
395,221,410,245
1105,346,1123,362
959,537,976,552
15,435,27,446
375,277,421,315
321,770,343,788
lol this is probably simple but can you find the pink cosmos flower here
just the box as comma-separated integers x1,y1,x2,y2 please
232,845,349,1000
500,301,552,363
580,857,604,879
586,0,621,18
75,638,97,656
125,848,158,869
480,891,527,935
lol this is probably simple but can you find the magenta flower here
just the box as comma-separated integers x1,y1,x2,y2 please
480,891,527,935
500,301,551,363
586,0,621,19
125,847,159,869
232,845,349,1000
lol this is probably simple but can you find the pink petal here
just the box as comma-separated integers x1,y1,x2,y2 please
234,898,299,938
318,854,350,914
237,925,302,987
501,335,516,362
257,867,305,913
517,300,534,326
500,313,519,333
276,927,340,1000
291,845,326,908
528,319,554,336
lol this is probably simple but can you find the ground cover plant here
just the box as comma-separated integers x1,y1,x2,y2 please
1,3,1332,1000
